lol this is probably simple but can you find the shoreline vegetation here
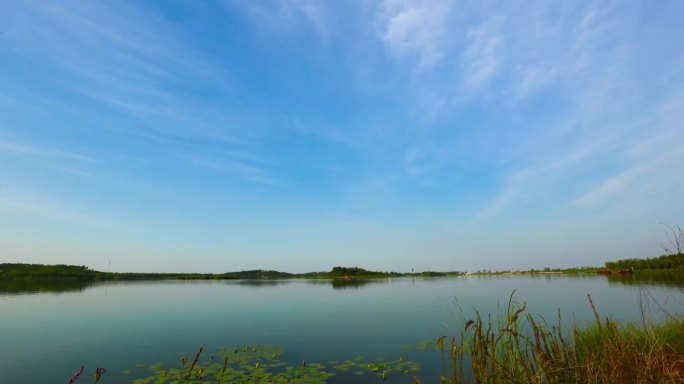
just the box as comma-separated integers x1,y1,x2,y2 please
5,254,683,382
0,264,453,281
4,258,684,295
72,293,684,384
2,250,683,283
431,292,684,383
12,225,682,382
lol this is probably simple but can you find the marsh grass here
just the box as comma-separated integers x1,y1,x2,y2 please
438,291,684,383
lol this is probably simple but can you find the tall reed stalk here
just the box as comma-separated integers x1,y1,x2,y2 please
438,291,684,383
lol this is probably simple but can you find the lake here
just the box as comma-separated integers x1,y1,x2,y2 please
1,274,682,383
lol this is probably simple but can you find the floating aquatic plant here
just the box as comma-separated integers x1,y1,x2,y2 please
331,356,420,381
400,339,435,351
129,345,332,384
125,344,422,384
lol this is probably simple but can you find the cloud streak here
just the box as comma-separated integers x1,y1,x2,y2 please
1,0,683,270
376,0,453,70
461,18,503,94
231,0,329,40
179,153,283,186
0,192,112,227
0,140,97,163
5,1,238,141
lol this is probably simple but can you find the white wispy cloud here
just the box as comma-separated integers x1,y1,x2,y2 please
511,66,558,101
393,1,631,125
179,153,283,186
376,0,453,70
289,0,329,38
570,90,684,217
399,0,678,223
231,0,329,40
6,1,237,142
571,165,642,209
479,80,684,221
569,152,684,222
25,3,216,83
0,139,97,162
508,3,622,104
0,192,113,227
461,17,503,93
0,138,97,178
52,166,92,177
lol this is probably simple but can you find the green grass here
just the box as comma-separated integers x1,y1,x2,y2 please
433,292,684,383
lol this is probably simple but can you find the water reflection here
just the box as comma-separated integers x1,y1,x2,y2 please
303,278,391,289
330,278,390,289
606,270,684,289
228,278,394,289
0,277,397,294
2,274,681,384
3,271,683,296
231,279,292,287
0,278,94,295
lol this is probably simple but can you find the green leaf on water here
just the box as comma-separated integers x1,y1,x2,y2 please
124,344,420,383
400,339,434,350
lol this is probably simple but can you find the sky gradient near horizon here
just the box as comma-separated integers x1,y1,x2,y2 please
1,1,683,273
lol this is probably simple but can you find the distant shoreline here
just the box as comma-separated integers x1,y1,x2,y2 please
2,262,682,282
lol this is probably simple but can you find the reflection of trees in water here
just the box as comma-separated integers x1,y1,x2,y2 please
0,278,94,295
606,270,684,288
231,279,291,287
304,278,391,289
331,278,389,289
0,277,396,294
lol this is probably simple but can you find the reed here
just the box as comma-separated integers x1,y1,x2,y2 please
438,291,684,383
184,345,204,382
73,292,682,383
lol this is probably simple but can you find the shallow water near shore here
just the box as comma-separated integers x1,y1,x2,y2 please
1,274,682,383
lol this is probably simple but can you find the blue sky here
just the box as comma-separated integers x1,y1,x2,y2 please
1,0,683,273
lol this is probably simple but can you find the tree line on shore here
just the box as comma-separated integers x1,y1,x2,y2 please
0,263,466,281
605,253,684,271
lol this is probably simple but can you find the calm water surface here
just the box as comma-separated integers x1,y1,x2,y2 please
1,275,682,383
